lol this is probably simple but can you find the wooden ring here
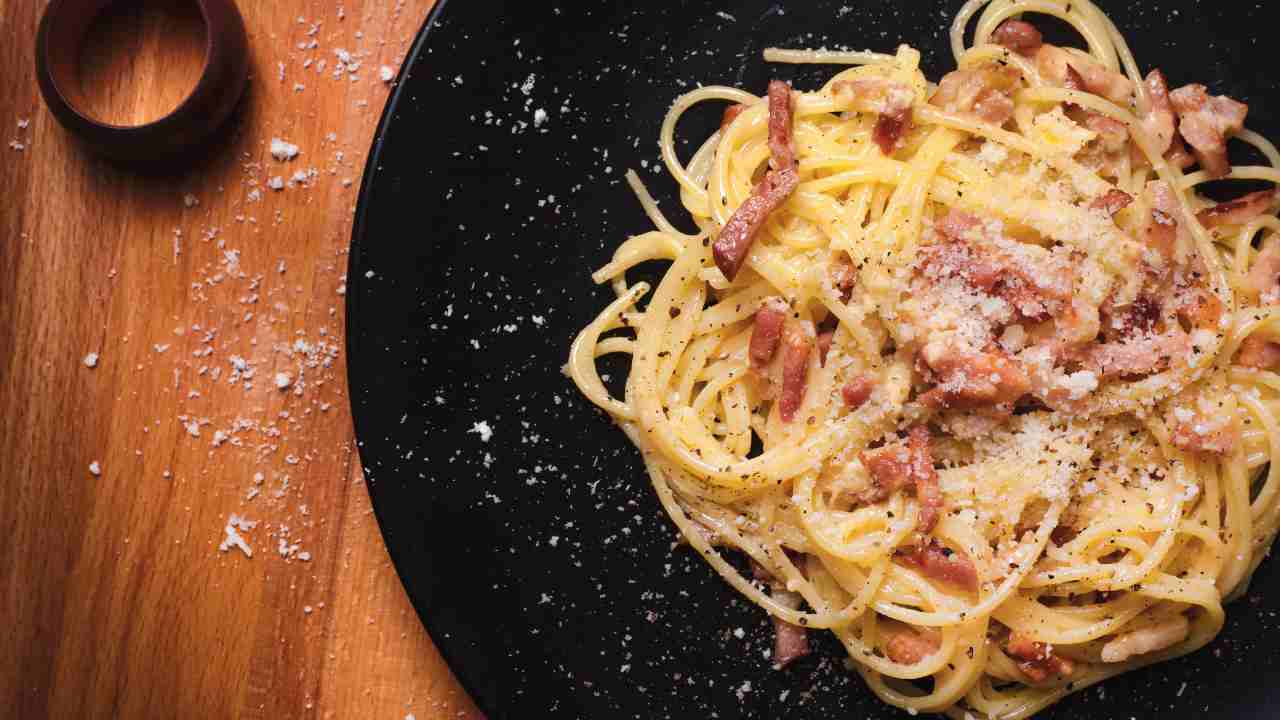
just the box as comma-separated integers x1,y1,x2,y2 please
34,0,249,163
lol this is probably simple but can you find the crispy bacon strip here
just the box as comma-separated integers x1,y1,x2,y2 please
721,103,746,132
841,375,875,410
926,210,1074,319
1084,113,1128,153
1008,633,1075,682
897,541,978,591
1237,336,1280,370
1246,238,1280,306
749,297,790,370
713,81,799,281
779,320,815,422
767,80,797,171
833,77,914,154
1141,180,1192,266
1197,189,1277,229
713,169,799,280
1170,84,1248,178
991,20,1042,56
860,426,941,532
1085,330,1189,379
772,618,809,668
884,624,941,665
930,65,1020,126
1141,209,1177,263
1090,189,1134,216
1164,135,1196,169
830,254,857,302
1035,44,1133,105
1141,69,1177,155
750,562,811,668
918,341,1031,410
1173,284,1224,330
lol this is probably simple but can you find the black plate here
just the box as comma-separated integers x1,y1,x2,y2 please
346,1,1280,717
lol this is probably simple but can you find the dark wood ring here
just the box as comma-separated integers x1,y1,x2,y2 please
34,0,249,163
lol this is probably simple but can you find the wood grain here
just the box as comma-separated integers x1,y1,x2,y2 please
0,1,481,718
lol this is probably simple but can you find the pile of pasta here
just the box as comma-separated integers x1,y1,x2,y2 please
568,0,1280,717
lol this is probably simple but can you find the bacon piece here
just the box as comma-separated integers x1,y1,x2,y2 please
930,65,1020,126
1050,524,1079,547
1141,209,1177,263
767,80,797,171
1007,632,1075,682
713,168,799,280
1090,189,1134,216
833,77,915,117
918,341,1031,410
1164,134,1196,169
721,103,746,132
920,212,1073,322
778,320,815,422
749,297,790,370
1061,63,1086,93
1140,70,1177,155
1102,295,1160,340
712,81,800,281
883,624,941,665
1170,84,1248,178
841,375,875,410
816,330,834,367
750,562,811,668
897,541,978,591
771,617,810,667
1173,284,1224,330
1238,336,1280,370
1246,239,1280,306
860,426,941,532
1197,189,1276,229
1085,330,1190,379
1170,408,1237,456
1035,45,1133,105
834,77,915,154
1141,179,1193,266
991,20,1042,56
830,254,857,301
872,112,911,155
1084,113,1128,153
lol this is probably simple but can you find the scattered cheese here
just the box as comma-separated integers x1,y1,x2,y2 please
270,137,300,161
469,421,494,442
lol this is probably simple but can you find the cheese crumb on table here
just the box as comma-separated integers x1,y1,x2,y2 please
274,371,293,390
88,461,101,477
269,137,300,161
83,352,99,368
218,514,257,558
379,65,394,82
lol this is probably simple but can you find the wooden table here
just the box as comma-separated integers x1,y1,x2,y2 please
0,1,481,717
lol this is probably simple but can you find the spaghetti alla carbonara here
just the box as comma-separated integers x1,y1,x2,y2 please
567,1,1280,716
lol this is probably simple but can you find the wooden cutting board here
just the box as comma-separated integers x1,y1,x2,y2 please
0,1,481,717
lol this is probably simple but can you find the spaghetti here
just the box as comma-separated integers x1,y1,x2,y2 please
567,1,1280,716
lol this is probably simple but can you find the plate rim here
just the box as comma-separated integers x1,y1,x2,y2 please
343,0,493,716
